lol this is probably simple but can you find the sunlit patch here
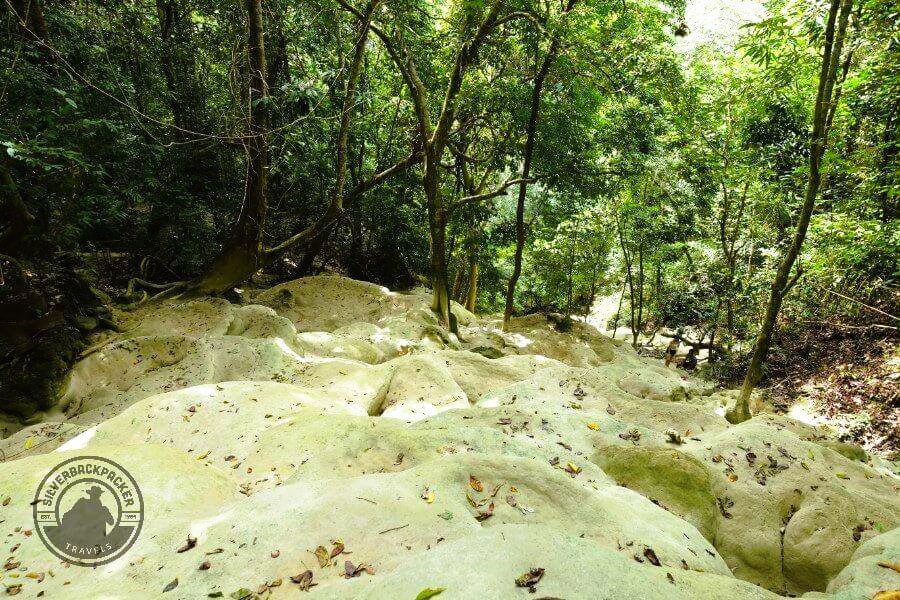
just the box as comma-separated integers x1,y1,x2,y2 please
183,509,235,546
788,399,829,427
508,333,534,348
273,337,304,361
56,426,98,452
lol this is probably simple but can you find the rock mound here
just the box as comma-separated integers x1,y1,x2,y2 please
0,275,896,599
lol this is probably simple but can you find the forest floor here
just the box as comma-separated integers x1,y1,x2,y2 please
764,324,899,459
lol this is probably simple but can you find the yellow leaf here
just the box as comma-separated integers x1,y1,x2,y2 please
801,461,809,470
469,475,483,493
586,422,599,431
873,591,900,600
509,486,518,493
314,545,330,568
24,438,34,450
566,462,581,474
197,451,210,461
836,472,849,480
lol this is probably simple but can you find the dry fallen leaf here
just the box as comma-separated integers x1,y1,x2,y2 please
176,535,197,553
514,567,545,592
314,545,330,568
644,548,661,566
877,561,900,574
290,569,317,591
162,578,178,593
329,541,344,559
469,475,484,493
873,592,900,600
422,487,436,504
198,561,211,570
343,561,374,578
587,422,600,431
475,502,495,522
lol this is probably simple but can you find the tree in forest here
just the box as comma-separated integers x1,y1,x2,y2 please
197,0,269,294
338,0,532,330
502,0,577,331
727,0,855,423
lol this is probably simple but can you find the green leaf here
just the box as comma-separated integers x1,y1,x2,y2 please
415,588,446,600
229,589,254,600
437,511,454,520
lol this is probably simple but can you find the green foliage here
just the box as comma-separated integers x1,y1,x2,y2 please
1,0,895,383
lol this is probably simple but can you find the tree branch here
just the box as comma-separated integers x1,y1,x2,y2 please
454,176,535,208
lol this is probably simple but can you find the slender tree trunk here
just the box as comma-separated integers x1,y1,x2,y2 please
611,278,626,340
465,252,478,312
728,0,852,423
502,0,576,331
634,242,644,347
197,0,268,294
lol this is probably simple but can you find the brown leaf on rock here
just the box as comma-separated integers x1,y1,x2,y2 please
606,405,616,415
549,456,559,466
475,502,495,522
469,475,484,492
329,541,344,558
290,569,317,591
497,418,512,425
514,567,545,592
343,561,374,578
176,535,197,553
877,561,900,574
199,561,211,570
163,578,179,593
5,585,22,596
644,548,660,566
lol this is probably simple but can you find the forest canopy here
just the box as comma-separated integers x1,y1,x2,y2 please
1,0,897,430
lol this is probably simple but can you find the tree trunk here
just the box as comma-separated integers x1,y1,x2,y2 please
634,242,644,348
502,0,576,331
728,0,852,423
465,252,478,312
197,0,268,294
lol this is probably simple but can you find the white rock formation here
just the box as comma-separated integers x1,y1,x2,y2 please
0,275,896,599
